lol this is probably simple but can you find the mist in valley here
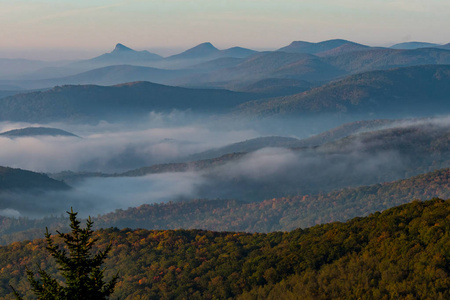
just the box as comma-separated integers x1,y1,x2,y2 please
0,114,447,219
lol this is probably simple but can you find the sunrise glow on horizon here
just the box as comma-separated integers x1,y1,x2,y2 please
1,0,449,60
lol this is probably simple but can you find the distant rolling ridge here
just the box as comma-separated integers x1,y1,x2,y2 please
237,65,450,117
0,81,258,123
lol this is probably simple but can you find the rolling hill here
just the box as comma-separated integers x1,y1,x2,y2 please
390,41,441,49
324,47,450,73
0,127,78,138
186,119,399,161
0,64,195,90
234,78,313,97
3,166,450,244
0,81,258,123
0,166,69,192
237,65,450,117
93,168,450,232
181,51,347,86
278,39,370,55
180,46,450,88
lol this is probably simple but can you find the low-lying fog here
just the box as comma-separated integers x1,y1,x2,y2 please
0,113,448,218
0,111,363,173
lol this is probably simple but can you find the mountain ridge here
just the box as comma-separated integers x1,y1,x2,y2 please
0,81,258,122
236,64,450,116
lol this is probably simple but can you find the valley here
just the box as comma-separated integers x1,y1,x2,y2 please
0,35,449,299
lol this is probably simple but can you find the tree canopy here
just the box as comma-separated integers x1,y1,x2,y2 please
11,209,118,300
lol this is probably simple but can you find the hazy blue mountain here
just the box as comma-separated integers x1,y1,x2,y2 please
438,43,450,50
236,78,313,97
295,119,399,146
5,45,450,90
0,89,26,99
220,46,257,58
0,88,56,99
186,119,398,161
324,47,450,73
0,81,257,123
0,84,24,90
183,46,450,87
12,65,86,81
2,44,164,81
0,58,66,79
168,42,257,61
278,39,369,55
390,41,441,49
168,42,219,60
181,51,347,86
0,127,78,138
237,65,450,117
187,136,301,161
0,65,194,89
188,57,244,71
49,64,192,86
80,43,162,65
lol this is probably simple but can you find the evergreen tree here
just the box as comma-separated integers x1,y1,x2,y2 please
11,208,118,300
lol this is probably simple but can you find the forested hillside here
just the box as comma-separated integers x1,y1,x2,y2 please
2,168,448,245
0,81,256,122
1,198,450,299
0,167,69,192
95,168,450,232
238,65,450,116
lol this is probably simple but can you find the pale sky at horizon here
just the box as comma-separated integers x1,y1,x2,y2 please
0,0,449,60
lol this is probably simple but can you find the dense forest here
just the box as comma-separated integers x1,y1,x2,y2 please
96,168,450,232
1,198,449,299
1,168,448,245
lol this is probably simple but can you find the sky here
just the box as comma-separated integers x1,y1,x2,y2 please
0,0,449,60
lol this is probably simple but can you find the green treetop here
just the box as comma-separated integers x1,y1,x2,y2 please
12,208,118,300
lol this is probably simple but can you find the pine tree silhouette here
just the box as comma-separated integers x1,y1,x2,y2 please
11,208,118,300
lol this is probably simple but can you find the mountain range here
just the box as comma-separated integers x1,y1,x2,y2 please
0,37,449,299
167,42,257,61
2,39,450,91
278,39,370,55
237,64,450,117
1,64,449,123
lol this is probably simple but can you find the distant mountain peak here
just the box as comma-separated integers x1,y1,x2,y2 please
168,42,219,60
195,42,218,49
188,42,219,53
112,43,134,53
